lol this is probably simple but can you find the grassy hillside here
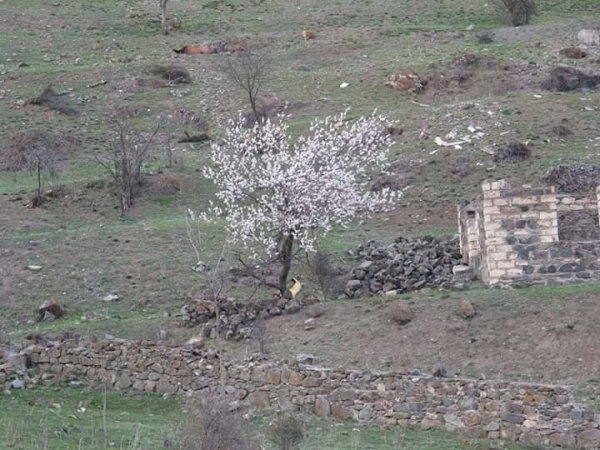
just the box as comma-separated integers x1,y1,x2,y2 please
0,0,599,446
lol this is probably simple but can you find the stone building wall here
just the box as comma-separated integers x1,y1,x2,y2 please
459,180,600,285
4,338,598,449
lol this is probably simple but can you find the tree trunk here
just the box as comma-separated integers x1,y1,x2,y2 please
36,162,42,200
160,0,169,35
278,233,294,294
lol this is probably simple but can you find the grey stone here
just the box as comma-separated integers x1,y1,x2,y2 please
10,379,25,389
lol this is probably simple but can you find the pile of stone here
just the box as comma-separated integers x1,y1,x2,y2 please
180,295,309,340
345,236,462,297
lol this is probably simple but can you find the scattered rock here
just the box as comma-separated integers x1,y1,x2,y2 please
347,237,463,296
10,379,24,390
102,294,120,302
385,71,426,93
38,298,65,321
459,299,475,319
492,142,531,163
559,47,587,59
577,29,600,46
391,300,413,325
304,318,317,330
305,304,325,319
296,353,315,365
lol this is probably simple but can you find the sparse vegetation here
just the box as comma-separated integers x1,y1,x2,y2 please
1,0,600,447
494,0,537,26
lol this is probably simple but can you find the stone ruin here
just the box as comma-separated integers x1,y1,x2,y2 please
459,179,600,286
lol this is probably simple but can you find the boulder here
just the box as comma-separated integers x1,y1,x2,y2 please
578,29,600,46
559,47,587,59
391,300,413,325
37,298,64,321
459,299,475,319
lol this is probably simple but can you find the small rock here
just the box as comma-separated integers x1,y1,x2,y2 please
302,30,315,40
391,300,413,325
27,265,43,272
296,353,315,365
304,318,317,330
102,294,119,302
38,298,65,321
305,304,325,318
578,29,600,46
11,379,25,390
459,299,475,319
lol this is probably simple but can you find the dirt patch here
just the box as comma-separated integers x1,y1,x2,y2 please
146,64,192,84
542,67,600,92
559,47,587,59
260,291,600,386
544,165,600,194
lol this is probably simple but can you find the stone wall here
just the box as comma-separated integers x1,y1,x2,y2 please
459,180,600,285
4,338,599,449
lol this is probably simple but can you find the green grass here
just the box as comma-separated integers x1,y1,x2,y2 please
1,386,537,450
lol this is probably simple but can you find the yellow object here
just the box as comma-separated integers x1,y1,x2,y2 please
289,278,302,299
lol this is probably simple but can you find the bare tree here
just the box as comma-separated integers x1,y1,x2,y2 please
494,0,537,26
96,121,159,215
222,52,270,124
159,0,169,35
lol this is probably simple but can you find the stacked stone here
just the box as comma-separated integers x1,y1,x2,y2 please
464,180,600,286
23,338,600,449
345,237,462,297
180,295,304,339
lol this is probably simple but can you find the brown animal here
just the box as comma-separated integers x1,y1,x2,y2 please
385,71,426,93
173,45,216,55
302,30,316,40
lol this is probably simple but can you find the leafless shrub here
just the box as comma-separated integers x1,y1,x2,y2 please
96,120,159,215
493,0,537,26
222,52,271,123
267,412,306,450
493,142,531,163
310,249,336,301
165,395,256,450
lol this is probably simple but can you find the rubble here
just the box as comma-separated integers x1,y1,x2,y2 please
345,237,462,297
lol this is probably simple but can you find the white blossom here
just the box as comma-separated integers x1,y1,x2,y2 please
201,110,399,257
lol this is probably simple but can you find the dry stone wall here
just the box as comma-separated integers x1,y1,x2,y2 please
3,338,599,449
459,180,600,285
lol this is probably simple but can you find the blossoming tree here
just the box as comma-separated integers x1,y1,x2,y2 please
203,111,398,294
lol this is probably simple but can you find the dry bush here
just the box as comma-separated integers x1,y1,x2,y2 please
165,394,257,450
310,250,336,301
267,413,306,450
493,142,531,163
493,0,537,26
1,130,76,204
27,85,79,116
96,121,159,215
